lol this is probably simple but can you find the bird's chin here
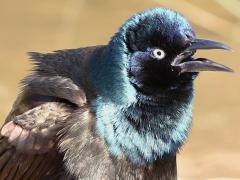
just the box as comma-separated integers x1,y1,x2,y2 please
129,73,196,96
180,71,199,79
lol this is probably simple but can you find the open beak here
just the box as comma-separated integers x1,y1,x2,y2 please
171,38,234,74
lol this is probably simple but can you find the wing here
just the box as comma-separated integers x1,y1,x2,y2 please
2,101,74,153
0,47,101,179
0,96,76,179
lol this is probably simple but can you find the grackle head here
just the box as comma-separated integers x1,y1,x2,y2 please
109,8,233,94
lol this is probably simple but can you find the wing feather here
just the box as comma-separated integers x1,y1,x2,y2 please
0,46,99,179
0,85,82,179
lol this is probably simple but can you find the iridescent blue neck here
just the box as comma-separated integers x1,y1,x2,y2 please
95,88,194,165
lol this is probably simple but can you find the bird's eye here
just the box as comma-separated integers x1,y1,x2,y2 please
152,49,166,60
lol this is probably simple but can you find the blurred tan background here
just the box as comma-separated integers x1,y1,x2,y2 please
0,0,239,179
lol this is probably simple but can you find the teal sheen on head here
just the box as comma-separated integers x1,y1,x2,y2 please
91,7,193,105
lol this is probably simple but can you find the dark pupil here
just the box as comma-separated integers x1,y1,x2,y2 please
156,51,162,56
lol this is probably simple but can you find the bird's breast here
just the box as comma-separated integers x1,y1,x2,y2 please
95,91,193,165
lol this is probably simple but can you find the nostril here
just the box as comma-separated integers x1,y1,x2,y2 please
185,33,192,39
175,32,194,50
184,39,194,49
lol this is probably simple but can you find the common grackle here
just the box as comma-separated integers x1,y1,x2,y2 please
0,8,233,180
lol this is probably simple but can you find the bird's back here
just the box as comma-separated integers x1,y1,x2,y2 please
0,45,105,179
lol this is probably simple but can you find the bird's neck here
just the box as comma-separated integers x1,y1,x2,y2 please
96,88,194,165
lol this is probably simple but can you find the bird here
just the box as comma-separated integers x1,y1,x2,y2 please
0,7,233,180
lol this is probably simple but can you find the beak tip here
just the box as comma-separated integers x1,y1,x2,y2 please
218,67,234,73
228,69,234,73
222,65,234,73
223,45,234,52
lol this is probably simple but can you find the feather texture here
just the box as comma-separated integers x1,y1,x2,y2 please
0,8,205,179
